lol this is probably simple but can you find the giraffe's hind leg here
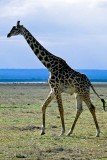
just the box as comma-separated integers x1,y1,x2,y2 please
67,94,83,136
83,96,100,137
41,90,55,135
89,103,100,137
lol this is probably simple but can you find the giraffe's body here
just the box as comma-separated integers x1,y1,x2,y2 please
7,21,105,137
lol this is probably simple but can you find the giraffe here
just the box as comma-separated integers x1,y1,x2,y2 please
7,21,105,137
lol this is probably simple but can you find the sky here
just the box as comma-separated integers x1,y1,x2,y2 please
0,0,107,69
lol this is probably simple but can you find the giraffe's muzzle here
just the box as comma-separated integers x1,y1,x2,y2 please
7,33,11,38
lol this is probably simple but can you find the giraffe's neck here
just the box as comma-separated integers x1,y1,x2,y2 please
21,27,61,72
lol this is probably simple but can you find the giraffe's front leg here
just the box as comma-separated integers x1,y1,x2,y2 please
41,90,55,135
54,88,65,136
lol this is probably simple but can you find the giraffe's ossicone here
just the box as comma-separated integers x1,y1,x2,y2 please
7,21,106,137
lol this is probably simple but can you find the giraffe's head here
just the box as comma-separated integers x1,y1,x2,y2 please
7,21,23,38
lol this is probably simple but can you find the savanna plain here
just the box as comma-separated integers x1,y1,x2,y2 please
0,83,107,160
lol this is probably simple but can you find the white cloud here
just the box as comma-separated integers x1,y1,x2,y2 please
0,0,35,17
89,0,107,8
0,0,94,18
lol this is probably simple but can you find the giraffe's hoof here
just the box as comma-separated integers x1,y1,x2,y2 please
96,130,100,137
41,131,45,135
96,134,100,137
59,131,65,136
66,132,71,136
66,130,72,136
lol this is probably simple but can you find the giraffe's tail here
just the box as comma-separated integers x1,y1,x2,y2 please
90,84,106,111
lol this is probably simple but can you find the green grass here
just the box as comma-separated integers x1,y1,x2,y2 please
0,83,107,160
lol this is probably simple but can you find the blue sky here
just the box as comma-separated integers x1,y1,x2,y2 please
0,0,107,69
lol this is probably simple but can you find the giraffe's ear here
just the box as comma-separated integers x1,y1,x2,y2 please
17,21,20,28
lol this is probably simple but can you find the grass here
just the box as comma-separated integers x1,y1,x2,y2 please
0,83,107,160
